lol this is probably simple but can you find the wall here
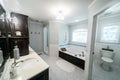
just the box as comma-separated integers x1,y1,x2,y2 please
94,43,120,66
48,21,60,57
69,20,88,46
96,14,120,42
48,21,67,58
49,21,60,44
28,20,43,53
59,23,69,46
94,14,120,68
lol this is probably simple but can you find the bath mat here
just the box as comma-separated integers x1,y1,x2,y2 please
56,59,75,72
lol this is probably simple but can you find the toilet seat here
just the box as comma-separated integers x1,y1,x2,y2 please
101,57,113,63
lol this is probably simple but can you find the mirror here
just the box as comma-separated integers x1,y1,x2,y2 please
92,2,120,80
0,4,9,76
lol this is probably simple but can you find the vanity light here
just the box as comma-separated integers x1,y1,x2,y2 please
13,17,19,24
0,13,5,22
6,13,12,22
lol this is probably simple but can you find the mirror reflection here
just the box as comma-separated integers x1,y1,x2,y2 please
92,2,120,80
0,4,8,76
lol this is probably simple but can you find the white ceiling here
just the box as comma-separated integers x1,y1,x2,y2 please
2,0,93,23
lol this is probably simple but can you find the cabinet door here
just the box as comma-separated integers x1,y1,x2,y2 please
30,69,49,80
0,38,7,59
11,13,28,37
9,38,29,58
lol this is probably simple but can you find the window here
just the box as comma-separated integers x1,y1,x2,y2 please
100,25,119,43
72,29,87,43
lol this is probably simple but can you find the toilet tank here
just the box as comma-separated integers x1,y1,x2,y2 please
101,50,114,58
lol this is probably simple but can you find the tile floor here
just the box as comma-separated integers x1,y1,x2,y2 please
40,53,85,80
92,58,120,80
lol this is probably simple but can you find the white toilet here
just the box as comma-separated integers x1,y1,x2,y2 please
100,49,114,71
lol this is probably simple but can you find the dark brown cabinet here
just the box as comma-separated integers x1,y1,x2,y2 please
30,69,49,80
9,12,29,58
59,51,85,70
0,5,8,59
0,17,6,37
9,38,29,58
0,38,7,59
0,11,29,58
10,13,28,37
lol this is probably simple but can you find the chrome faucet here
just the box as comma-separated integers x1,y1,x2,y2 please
81,51,84,57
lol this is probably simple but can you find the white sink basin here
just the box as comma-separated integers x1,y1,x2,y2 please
16,58,40,70
10,58,40,79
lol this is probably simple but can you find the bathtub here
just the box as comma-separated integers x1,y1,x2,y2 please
59,45,86,60
59,45,86,69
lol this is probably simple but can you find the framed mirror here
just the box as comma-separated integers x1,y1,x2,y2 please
0,4,9,76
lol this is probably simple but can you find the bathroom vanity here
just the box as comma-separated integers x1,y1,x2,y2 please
0,48,49,80
0,4,49,80
0,11,29,58
9,12,29,58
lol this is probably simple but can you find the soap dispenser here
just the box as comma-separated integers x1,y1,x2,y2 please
13,45,20,64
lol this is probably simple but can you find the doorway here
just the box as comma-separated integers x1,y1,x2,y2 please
92,2,120,80
43,24,49,54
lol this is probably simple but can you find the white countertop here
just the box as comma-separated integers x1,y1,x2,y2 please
0,49,49,80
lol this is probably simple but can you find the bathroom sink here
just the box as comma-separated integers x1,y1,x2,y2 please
11,58,40,74
10,58,40,79
16,58,40,69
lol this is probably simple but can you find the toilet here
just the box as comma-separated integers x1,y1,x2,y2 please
100,49,114,71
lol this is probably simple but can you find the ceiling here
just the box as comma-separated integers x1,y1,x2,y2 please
2,0,93,23
100,2,120,17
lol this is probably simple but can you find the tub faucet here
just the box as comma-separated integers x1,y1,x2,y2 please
82,51,84,57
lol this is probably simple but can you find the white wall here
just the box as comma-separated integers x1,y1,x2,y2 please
69,20,88,46
28,20,43,53
48,21,60,57
48,21,68,57
96,14,120,42
94,43,120,66
94,14,120,68
59,23,69,46
87,0,120,80
49,21,60,44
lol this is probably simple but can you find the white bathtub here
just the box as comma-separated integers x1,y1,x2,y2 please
59,45,86,60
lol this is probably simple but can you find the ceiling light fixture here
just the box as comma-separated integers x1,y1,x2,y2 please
56,10,64,20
